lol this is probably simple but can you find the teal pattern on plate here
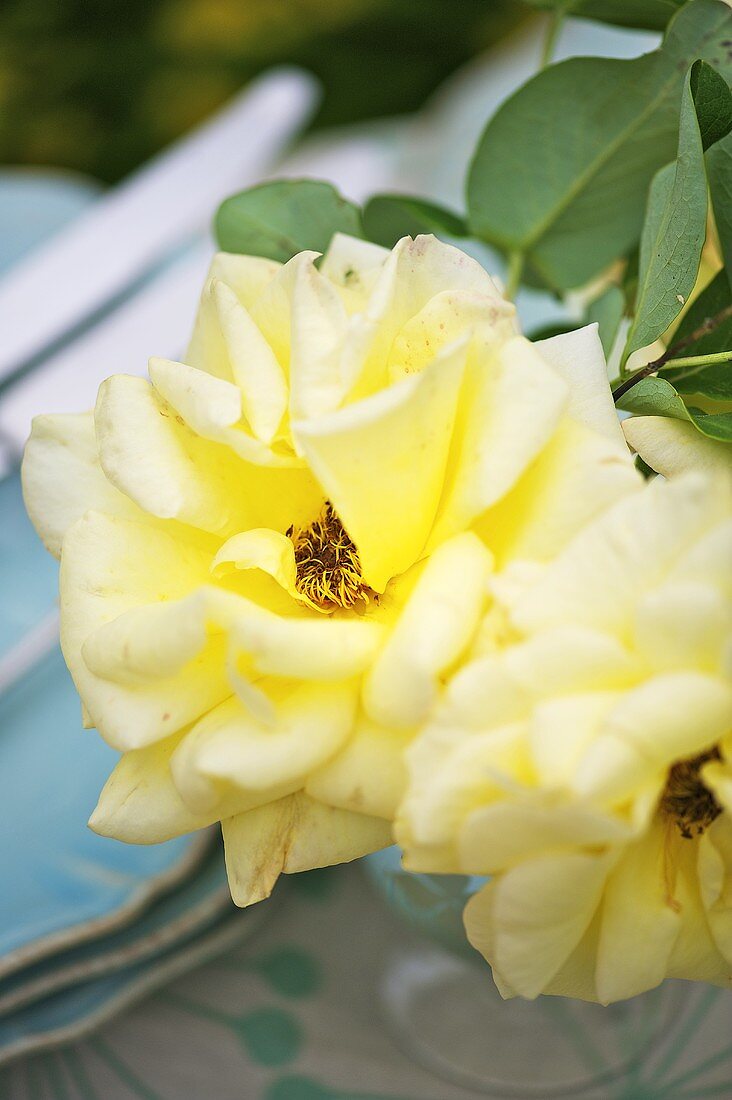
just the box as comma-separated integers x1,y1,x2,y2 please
0,910,255,1065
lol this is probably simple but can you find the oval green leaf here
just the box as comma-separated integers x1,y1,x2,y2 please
362,194,466,249
466,1,732,292
662,272,732,398
215,180,363,263
707,131,732,278
668,266,732,344
618,376,732,441
623,60,732,361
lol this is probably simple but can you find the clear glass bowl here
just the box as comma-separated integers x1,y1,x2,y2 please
364,846,731,1098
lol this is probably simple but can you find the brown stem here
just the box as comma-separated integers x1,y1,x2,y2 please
665,302,732,358
613,301,732,404
612,358,666,402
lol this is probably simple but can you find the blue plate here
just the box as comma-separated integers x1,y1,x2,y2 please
0,843,231,1016
0,907,264,1067
0,638,210,978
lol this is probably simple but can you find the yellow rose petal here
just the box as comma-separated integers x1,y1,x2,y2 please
22,412,140,557
575,673,732,803
61,513,230,748
537,324,626,447
289,257,349,421
478,417,641,567
172,680,357,797
88,732,274,844
511,474,723,640
212,529,299,600
465,852,614,1000
624,415,732,480
320,232,389,310
295,341,468,590
430,335,568,547
95,374,241,533
459,799,629,876
306,714,412,819
222,793,391,906
210,279,288,442
595,820,681,1003
363,532,492,727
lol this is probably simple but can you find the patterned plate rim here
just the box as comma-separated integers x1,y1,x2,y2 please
0,905,268,1068
0,874,232,1016
0,830,214,982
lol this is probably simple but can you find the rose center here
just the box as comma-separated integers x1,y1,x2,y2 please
660,746,723,839
287,502,371,611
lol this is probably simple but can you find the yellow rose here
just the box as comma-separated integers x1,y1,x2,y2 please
398,427,732,1003
22,233,638,906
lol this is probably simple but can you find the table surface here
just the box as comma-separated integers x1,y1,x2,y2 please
1,862,732,1100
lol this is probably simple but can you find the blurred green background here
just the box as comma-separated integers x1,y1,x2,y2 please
0,0,522,184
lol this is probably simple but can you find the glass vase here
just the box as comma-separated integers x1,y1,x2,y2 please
364,846,732,1098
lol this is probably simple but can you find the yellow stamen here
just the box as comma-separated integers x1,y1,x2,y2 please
287,502,371,611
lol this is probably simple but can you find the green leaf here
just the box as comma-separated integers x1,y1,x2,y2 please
668,268,732,347
619,377,732,441
635,453,657,479
618,376,693,419
622,61,729,361
214,180,363,263
622,248,640,312
687,409,732,439
587,285,625,356
528,320,582,341
522,0,686,32
665,360,732,398
466,1,732,292
362,194,466,249
707,131,732,278
662,272,732,398
691,59,732,149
